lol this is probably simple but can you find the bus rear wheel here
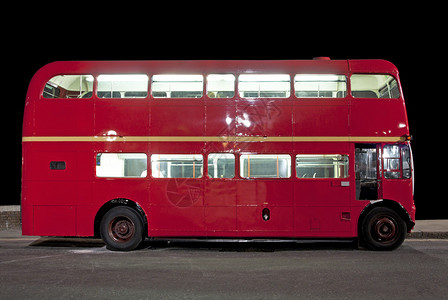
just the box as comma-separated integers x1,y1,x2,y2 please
361,207,406,251
100,206,144,251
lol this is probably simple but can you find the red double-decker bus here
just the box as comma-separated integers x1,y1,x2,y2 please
22,58,415,251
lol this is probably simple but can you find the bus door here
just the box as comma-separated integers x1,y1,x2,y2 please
355,144,380,200
294,154,352,236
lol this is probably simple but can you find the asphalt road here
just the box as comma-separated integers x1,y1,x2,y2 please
1,236,447,299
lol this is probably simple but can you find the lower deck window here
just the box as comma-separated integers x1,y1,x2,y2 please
240,154,291,178
94,152,353,179
151,154,203,178
296,154,348,178
96,153,147,177
208,153,235,178
383,144,411,179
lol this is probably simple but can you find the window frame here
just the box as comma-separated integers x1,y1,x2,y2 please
382,144,411,179
206,74,236,99
294,74,347,99
239,154,292,179
295,154,349,179
96,74,149,99
150,154,204,178
95,153,148,178
151,74,204,99
42,74,94,99
350,74,400,99
207,153,236,179
238,74,291,99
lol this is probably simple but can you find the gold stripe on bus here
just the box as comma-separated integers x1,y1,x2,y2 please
22,136,97,142
22,136,406,143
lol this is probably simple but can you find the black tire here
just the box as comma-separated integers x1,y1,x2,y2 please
100,206,144,251
360,207,406,251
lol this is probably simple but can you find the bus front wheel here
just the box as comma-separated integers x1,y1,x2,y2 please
360,207,406,251
100,206,144,251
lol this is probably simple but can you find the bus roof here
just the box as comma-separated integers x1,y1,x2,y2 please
31,59,398,80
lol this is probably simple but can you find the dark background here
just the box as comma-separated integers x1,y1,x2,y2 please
3,7,446,219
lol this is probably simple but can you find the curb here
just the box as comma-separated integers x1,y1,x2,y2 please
407,231,448,239
0,206,21,230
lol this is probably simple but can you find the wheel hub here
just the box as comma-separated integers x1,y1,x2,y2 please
374,217,397,241
109,217,135,242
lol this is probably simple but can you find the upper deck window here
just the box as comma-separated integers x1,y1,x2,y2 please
43,75,93,99
207,74,235,98
239,74,290,98
294,74,346,98
351,74,400,99
152,75,203,98
97,74,148,98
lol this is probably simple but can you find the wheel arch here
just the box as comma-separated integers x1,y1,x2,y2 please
94,198,148,238
358,199,415,236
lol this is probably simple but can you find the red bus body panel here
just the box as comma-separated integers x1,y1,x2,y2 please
22,60,414,239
